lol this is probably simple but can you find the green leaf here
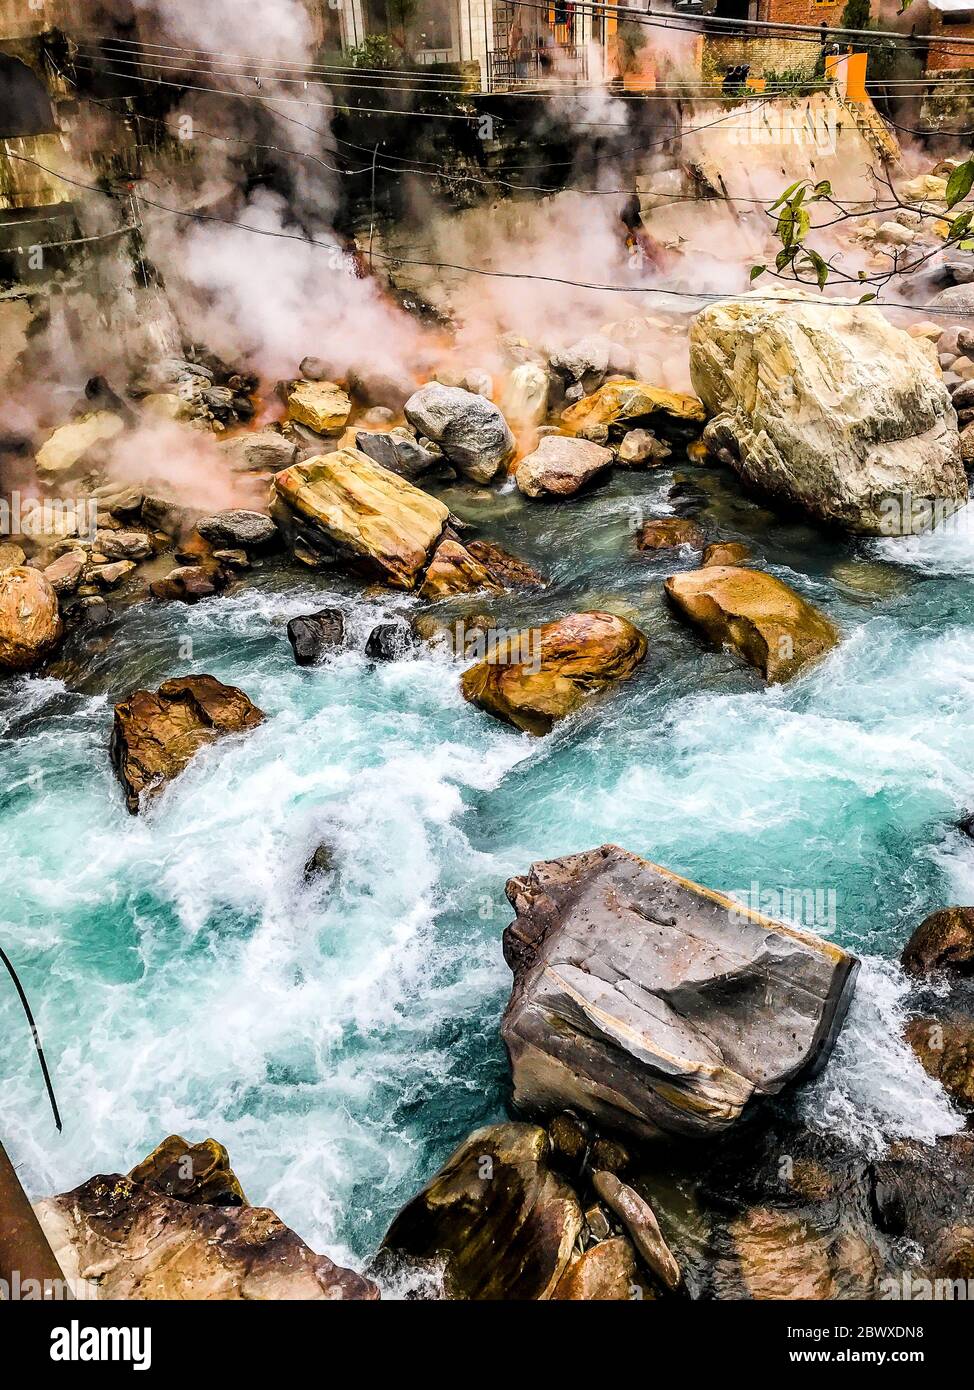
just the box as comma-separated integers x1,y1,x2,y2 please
803,248,829,289
946,159,974,209
858,293,877,303
775,247,797,271
812,180,832,199
770,180,805,211
749,264,766,281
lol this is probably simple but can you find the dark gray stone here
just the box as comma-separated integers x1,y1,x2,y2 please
287,609,345,665
501,845,859,1143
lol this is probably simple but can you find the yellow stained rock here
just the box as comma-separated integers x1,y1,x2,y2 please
664,565,838,684
460,610,647,735
273,447,448,589
561,379,705,434
286,379,351,434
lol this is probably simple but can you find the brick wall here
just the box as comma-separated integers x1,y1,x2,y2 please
702,34,824,80
927,16,974,70
760,0,843,24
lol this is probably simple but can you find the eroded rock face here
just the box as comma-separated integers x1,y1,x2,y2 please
689,293,967,534
404,383,515,483
902,906,974,975
905,1016,974,1108
272,448,448,589
664,565,838,683
460,611,647,735
501,845,859,1142
515,435,613,499
35,1160,377,1301
0,567,62,670
129,1135,247,1207
561,380,705,436
380,1123,582,1299
464,540,545,589
111,674,265,814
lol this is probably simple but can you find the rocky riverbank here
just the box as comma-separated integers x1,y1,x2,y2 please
6,162,974,1298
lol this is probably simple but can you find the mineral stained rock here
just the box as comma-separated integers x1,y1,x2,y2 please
460,611,647,735
380,1122,582,1299
689,292,967,534
664,565,838,683
34,410,125,481
272,448,448,588
561,380,705,435
285,379,351,434
111,674,265,814
501,845,859,1142
0,567,62,670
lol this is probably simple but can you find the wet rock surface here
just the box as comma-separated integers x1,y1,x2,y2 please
460,611,647,735
35,1141,377,1301
286,608,346,665
272,448,449,588
664,565,839,683
111,674,265,814
501,845,859,1141
379,1123,583,1299
515,435,614,499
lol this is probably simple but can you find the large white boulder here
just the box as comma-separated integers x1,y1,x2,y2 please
689,292,967,534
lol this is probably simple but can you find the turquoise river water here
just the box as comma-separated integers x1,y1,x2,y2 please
0,452,971,1272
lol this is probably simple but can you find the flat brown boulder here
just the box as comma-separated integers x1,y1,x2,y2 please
0,567,62,670
35,1152,376,1301
664,565,838,683
902,906,974,975
111,674,265,814
460,611,647,735
637,518,705,552
515,435,613,499
380,1123,581,1299
501,845,859,1142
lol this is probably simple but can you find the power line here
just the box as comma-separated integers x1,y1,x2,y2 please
6,147,972,318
